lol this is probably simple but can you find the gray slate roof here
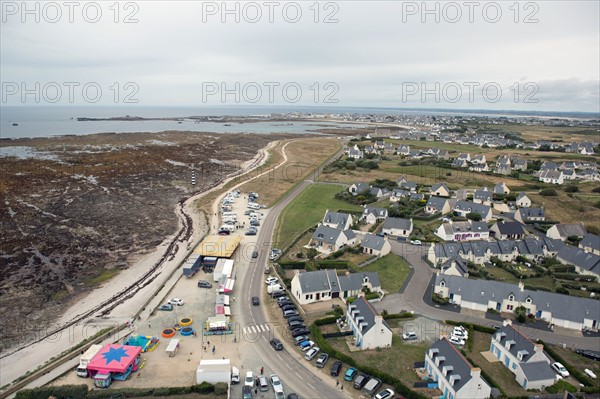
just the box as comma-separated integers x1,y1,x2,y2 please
442,221,489,235
516,192,528,201
553,223,587,238
429,338,476,392
520,362,556,382
518,207,545,220
298,270,332,293
383,217,412,231
435,274,600,325
426,196,449,211
338,272,381,292
494,324,536,362
454,201,491,216
361,233,387,251
347,296,391,334
433,237,563,260
323,211,352,229
556,245,600,274
298,270,380,294
431,182,449,193
493,221,525,235
473,189,492,202
364,207,387,218
351,182,369,193
580,233,600,252
312,224,354,244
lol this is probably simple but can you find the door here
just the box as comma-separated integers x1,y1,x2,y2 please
316,293,320,300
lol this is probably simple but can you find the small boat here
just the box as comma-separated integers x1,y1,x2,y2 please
177,121,183,124
12,123,18,126
224,124,231,126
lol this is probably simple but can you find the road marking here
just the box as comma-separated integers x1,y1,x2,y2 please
259,325,265,332
295,372,301,378
264,324,269,331
307,382,315,390
276,353,282,360
286,364,292,370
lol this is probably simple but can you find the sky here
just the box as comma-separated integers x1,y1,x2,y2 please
1,1,599,112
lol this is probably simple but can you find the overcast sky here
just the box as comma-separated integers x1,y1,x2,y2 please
1,1,599,111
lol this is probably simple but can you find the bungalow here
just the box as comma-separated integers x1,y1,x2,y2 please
349,182,369,196
348,148,364,160
453,201,493,222
399,180,418,192
540,161,558,171
361,207,388,225
291,270,382,305
580,233,600,256
489,221,526,240
322,210,353,230
494,182,510,195
410,192,425,202
556,245,600,280
370,186,390,199
433,275,600,331
469,154,488,172
381,217,413,238
346,296,392,350
390,188,410,202
514,207,545,224
546,223,587,241
435,221,490,242
428,237,564,266
425,196,453,215
424,338,492,399
430,182,451,197
496,155,511,168
383,143,395,154
397,145,410,156
515,192,531,208
408,149,424,159
451,158,468,168
309,225,356,253
440,257,469,277
490,320,556,390
473,189,492,206
562,169,577,180
364,145,378,155
361,233,391,257
538,170,564,185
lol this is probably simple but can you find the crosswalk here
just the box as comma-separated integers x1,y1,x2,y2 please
242,323,270,335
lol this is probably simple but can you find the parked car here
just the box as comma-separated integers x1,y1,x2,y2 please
410,239,422,245
244,371,254,387
353,373,369,389
576,349,600,361
279,300,294,308
448,336,465,346
344,367,358,381
168,298,184,306
299,340,315,351
402,332,417,340
270,338,283,351
270,374,284,392
304,347,320,361
283,309,299,318
266,277,279,285
286,394,299,399
287,316,303,324
197,280,212,288
294,335,309,345
292,328,310,337
271,290,286,299
252,250,259,259
375,388,395,399
281,304,296,312
363,378,383,397
330,361,342,376
288,320,305,329
315,353,329,368
242,386,253,399
245,229,257,236
157,303,173,311
252,296,260,306
276,295,290,303
551,362,570,378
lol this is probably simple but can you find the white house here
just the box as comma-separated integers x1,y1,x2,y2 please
381,217,413,238
494,182,510,195
546,223,587,241
435,221,490,242
309,225,356,254
489,221,526,240
440,258,469,277
556,245,600,280
538,170,564,185
346,296,392,350
473,189,492,206
514,207,545,224
349,182,369,196
361,207,388,225
424,338,492,399
360,233,391,258
453,201,493,222
580,233,600,256
489,320,556,390
515,193,531,208
430,182,451,197
291,270,382,305
425,196,453,215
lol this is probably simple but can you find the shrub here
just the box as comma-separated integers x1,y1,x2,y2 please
592,187,600,193
466,212,482,221
214,382,228,395
432,293,449,304
193,382,216,394
564,185,579,193
540,188,558,196
16,385,88,399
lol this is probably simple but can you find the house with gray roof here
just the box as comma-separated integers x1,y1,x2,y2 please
490,320,555,390
539,169,564,185
360,233,391,257
410,192,425,202
452,158,468,168
424,338,492,399
430,182,451,197
515,192,531,208
360,207,388,225
433,275,600,331
370,186,390,198
473,189,492,206
390,188,410,202
440,258,469,277
322,210,353,230
435,220,490,242
580,233,600,256
399,180,417,192
428,237,563,266
347,148,364,160
556,245,600,280
546,223,587,241
425,196,452,215
454,201,493,222
349,182,369,196
494,182,510,195
346,296,392,350
309,224,356,254
514,207,545,224
490,221,526,240
382,217,413,238
291,270,381,305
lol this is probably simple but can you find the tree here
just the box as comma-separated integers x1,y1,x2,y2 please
305,248,318,260
466,212,482,221
539,188,558,196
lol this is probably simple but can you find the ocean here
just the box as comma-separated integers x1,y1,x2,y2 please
1,106,597,139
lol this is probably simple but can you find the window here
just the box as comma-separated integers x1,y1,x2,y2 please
525,297,532,304
506,304,513,311
508,294,515,301
512,363,517,370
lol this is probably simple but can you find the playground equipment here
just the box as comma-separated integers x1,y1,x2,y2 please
161,328,175,338
86,344,142,388
123,335,159,352
180,327,194,336
180,317,193,327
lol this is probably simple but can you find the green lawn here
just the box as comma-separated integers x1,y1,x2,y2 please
274,183,362,249
360,253,411,293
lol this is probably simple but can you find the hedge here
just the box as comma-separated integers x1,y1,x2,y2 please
15,383,222,399
538,340,595,387
278,261,307,269
315,260,350,269
310,323,429,399
314,315,338,326
445,320,497,334
16,385,88,399
383,312,414,320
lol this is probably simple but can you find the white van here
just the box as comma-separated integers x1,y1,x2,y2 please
219,225,234,233
247,202,261,210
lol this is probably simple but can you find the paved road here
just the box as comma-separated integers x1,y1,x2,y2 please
374,241,600,350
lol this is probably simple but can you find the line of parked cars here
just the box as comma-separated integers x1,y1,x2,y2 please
448,325,468,346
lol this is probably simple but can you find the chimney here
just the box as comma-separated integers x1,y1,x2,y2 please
470,367,481,380
518,281,525,292
374,315,383,327
503,319,512,327
534,343,544,353
358,291,366,298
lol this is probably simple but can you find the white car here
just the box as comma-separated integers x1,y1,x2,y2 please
168,298,184,306
449,336,465,346
551,362,570,378
269,374,284,392
244,371,254,387
452,328,468,339
410,240,422,245
265,277,279,285
375,389,395,399
402,332,418,340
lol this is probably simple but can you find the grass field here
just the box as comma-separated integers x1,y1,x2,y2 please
359,254,411,293
528,190,600,230
274,183,362,249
